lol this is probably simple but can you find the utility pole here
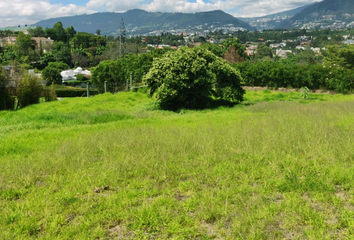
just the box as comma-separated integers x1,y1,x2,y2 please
119,18,127,58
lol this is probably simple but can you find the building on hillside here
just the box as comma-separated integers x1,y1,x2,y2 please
189,42,202,47
310,47,321,54
0,36,17,47
31,37,54,53
0,36,54,52
344,40,354,45
296,46,305,50
270,43,286,49
61,67,91,84
245,45,258,56
276,49,292,58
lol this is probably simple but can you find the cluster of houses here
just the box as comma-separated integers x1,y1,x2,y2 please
244,35,327,58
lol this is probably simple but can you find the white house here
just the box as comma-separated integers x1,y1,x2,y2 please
61,67,91,83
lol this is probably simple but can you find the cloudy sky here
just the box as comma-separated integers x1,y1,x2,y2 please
0,0,320,27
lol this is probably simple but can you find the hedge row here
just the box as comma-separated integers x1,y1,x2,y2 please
55,89,99,97
233,61,354,93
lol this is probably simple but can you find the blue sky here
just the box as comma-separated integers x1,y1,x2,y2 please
0,0,320,27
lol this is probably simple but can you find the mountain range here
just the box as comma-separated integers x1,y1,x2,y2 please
280,0,354,29
32,0,354,35
240,3,316,29
34,9,254,36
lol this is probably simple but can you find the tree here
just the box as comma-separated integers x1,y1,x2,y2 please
51,42,72,66
28,26,45,37
96,29,101,36
91,60,116,92
0,67,14,110
66,26,76,40
53,22,67,42
324,44,354,69
17,74,43,108
198,43,225,58
144,47,245,110
16,32,33,57
255,44,273,59
222,38,246,63
42,62,70,85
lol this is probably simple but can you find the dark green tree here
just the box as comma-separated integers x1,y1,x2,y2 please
0,67,14,110
16,32,33,57
42,61,70,85
28,26,46,37
255,44,273,59
144,47,245,110
17,74,43,108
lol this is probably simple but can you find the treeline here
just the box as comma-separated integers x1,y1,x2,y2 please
0,22,146,71
234,61,354,93
233,44,354,93
90,49,169,92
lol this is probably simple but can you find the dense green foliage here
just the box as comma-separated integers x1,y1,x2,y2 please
144,47,244,110
233,61,354,93
324,44,354,69
91,49,168,93
43,83,57,102
0,68,14,110
17,74,43,108
42,62,70,85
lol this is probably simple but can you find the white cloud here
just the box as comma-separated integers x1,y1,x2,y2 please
0,0,321,28
141,0,234,13
0,1,93,27
140,0,320,17
86,0,142,12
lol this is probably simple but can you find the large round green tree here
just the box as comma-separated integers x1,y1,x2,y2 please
144,47,245,110
42,61,70,85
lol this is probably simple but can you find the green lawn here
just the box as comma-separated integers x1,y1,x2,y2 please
1,90,354,239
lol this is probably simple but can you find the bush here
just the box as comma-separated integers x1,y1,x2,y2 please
144,47,244,110
42,62,70,85
232,61,354,93
76,74,89,82
0,68,14,110
43,83,57,102
17,74,43,108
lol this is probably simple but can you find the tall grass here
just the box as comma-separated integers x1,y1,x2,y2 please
1,91,354,239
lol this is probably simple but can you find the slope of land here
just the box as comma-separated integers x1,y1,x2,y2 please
1,91,354,238
34,9,254,36
240,3,316,29
280,0,354,29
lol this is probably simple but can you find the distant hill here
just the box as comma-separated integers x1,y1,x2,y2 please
34,9,254,36
280,0,354,29
240,3,316,29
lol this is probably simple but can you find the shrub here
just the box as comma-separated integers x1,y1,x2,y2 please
0,67,14,110
17,74,43,108
76,74,89,82
232,61,354,93
42,62,70,86
43,83,57,102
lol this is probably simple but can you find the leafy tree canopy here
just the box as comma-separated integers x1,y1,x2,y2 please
324,44,354,69
223,38,246,59
42,61,70,85
144,47,245,110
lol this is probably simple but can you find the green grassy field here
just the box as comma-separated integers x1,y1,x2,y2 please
1,90,354,239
